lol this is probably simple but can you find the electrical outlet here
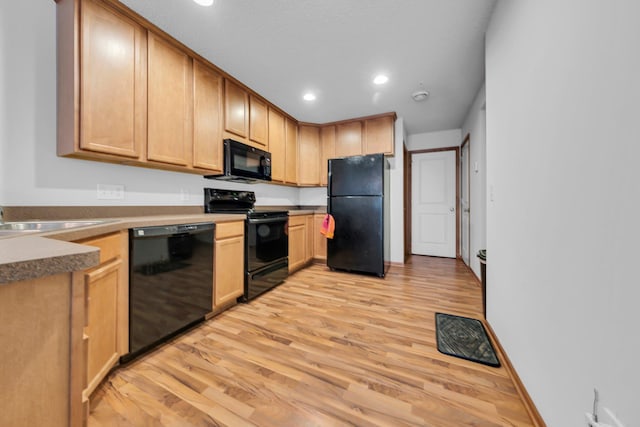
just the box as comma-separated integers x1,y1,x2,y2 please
97,184,125,200
179,188,189,202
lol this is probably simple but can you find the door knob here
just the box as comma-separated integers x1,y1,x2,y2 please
450,207,455,212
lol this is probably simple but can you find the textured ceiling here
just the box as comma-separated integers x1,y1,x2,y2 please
120,0,495,135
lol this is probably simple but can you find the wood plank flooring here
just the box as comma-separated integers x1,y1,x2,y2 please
89,256,534,426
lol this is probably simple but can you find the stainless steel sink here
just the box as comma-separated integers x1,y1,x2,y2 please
0,220,107,233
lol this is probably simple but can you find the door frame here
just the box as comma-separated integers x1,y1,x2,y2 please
405,146,460,259
460,133,471,265
404,145,412,262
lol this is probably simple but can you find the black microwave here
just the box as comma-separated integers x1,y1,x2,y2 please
205,139,271,183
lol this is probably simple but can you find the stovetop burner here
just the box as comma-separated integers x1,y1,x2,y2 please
204,188,288,218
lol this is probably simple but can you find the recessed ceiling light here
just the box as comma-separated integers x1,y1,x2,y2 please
373,74,389,85
303,93,316,101
193,0,214,6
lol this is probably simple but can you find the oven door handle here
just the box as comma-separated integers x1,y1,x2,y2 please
248,217,288,224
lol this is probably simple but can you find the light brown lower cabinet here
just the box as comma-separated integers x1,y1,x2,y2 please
288,215,307,273
214,221,245,308
305,214,314,263
289,214,321,272
313,213,327,261
75,232,128,402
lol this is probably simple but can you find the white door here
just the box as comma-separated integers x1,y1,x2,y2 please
461,142,470,265
411,150,456,258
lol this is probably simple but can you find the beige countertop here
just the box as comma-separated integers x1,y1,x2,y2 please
288,209,325,216
0,208,329,284
0,213,245,284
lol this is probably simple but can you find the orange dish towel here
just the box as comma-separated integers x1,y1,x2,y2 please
320,213,335,239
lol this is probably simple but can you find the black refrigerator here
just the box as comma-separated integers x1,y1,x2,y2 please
327,153,389,277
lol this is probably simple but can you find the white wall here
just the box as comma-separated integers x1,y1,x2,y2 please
486,1,639,426
461,85,487,278
407,129,461,151
298,187,326,206
0,0,6,205
0,1,298,208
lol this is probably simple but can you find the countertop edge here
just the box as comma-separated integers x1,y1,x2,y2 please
0,237,100,284
288,210,325,216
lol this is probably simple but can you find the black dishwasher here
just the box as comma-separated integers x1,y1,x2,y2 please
123,222,214,362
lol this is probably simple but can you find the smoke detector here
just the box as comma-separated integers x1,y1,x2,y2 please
412,90,429,102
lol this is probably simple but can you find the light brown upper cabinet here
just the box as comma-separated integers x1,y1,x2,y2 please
224,80,269,150
193,61,224,173
298,125,321,186
249,95,269,150
363,114,396,155
57,0,398,182
326,112,396,161
224,79,249,140
335,121,363,157
320,125,336,186
285,118,299,184
59,0,147,160
268,108,286,183
147,32,193,166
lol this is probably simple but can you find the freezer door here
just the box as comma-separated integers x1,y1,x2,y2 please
328,195,384,276
328,153,384,197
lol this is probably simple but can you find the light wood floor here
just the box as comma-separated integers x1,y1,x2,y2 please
89,256,534,426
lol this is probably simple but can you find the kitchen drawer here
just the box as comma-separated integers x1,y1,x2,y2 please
216,221,244,239
77,232,121,264
288,215,307,227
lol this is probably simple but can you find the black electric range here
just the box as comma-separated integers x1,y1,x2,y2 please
204,189,289,301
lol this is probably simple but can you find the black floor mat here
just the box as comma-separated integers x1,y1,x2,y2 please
435,313,500,367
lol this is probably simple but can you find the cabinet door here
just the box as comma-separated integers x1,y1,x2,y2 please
75,231,128,399
224,79,249,139
85,258,121,397
313,213,327,261
320,125,336,186
364,115,395,155
214,235,245,307
298,125,320,186
285,118,298,184
193,60,223,172
336,121,362,157
288,224,306,272
305,215,314,262
80,0,146,158
268,108,286,182
249,95,269,149
147,32,193,166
